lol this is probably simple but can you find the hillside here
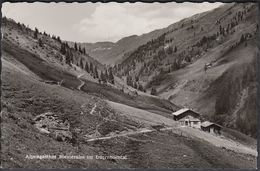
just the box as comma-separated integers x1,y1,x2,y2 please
110,3,258,137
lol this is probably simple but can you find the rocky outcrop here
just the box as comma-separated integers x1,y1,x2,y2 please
33,112,72,142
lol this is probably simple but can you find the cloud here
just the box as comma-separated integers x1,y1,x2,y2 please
74,3,162,42
3,2,222,43
74,2,222,43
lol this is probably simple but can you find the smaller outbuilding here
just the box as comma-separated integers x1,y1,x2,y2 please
201,121,221,135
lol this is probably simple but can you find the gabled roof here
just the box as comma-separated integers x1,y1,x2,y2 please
201,121,221,128
172,108,189,116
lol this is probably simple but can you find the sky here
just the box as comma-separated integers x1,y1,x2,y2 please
2,2,222,43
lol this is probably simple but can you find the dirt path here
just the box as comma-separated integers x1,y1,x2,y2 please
77,74,85,90
85,128,155,142
90,103,97,115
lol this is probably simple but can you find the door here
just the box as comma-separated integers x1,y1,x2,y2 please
210,127,214,134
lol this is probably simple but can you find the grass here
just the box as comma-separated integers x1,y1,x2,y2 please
90,131,256,169
3,39,179,119
80,79,179,118
2,40,81,89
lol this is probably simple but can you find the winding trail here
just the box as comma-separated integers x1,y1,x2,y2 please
90,103,97,115
77,73,85,90
85,128,156,142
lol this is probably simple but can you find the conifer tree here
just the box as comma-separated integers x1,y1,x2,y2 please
133,82,137,89
240,34,245,43
80,58,84,69
89,62,93,73
34,27,39,39
151,87,157,95
83,48,86,55
101,71,107,83
65,49,72,66
94,66,99,79
60,43,66,55
174,46,177,53
74,42,78,51
105,69,109,81
108,68,114,84
85,62,90,73
126,75,133,87
57,36,61,43
38,39,43,47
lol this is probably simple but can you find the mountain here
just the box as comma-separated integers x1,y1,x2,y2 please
1,3,257,169
111,3,258,137
77,30,167,65
78,6,219,66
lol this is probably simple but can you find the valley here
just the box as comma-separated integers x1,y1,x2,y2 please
1,2,258,169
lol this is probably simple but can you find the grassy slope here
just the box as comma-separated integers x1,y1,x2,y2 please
90,131,256,169
1,54,114,168
158,31,258,137
2,45,256,169
152,3,258,137
2,40,81,88
3,38,179,116
2,20,179,117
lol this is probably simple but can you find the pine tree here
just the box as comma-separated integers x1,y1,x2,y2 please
83,48,86,55
105,70,108,80
38,39,43,47
80,58,84,69
135,76,139,82
240,34,245,43
174,46,177,53
79,45,82,53
57,36,61,43
101,71,107,83
138,84,144,92
34,27,39,39
126,75,133,87
151,87,157,95
166,46,173,54
2,17,7,25
133,82,137,89
85,62,90,73
60,43,66,55
65,42,69,48
108,68,114,84
89,62,93,73
65,49,72,66
74,42,78,51
17,22,22,30
94,66,99,79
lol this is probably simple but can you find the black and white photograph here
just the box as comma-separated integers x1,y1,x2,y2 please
1,1,258,169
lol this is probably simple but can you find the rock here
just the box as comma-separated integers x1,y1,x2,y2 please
34,112,73,142
54,130,72,142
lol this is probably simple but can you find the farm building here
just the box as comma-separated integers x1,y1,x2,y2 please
201,121,221,135
172,108,201,129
